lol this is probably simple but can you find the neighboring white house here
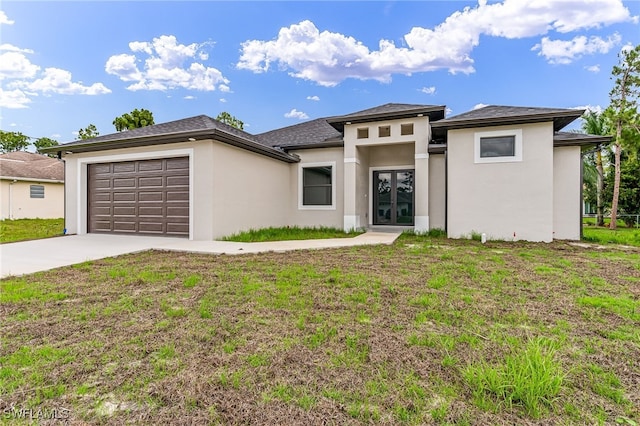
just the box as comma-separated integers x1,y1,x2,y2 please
41,103,609,242
0,151,64,220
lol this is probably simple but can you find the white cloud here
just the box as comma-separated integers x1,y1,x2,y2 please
219,84,231,93
184,95,195,100
219,98,227,103
0,44,34,54
106,35,229,92
284,108,309,119
13,68,111,95
532,33,621,64
0,87,31,109
51,133,61,139
420,86,436,95
237,0,634,86
574,104,603,114
0,52,40,80
0,11,14,25
473,103,489,110
585,64,600,73
307,95,320,101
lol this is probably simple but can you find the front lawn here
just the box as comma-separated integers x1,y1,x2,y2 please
221,225,362,242
0,218,64,243
583,225,640,247
1,235,638,424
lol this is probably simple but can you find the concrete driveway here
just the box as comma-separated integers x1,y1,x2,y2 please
0,232,400,278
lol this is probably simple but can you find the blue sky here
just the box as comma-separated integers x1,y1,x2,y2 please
1,1,639,144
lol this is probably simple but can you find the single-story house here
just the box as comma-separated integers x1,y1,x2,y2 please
0,151,64,220
42,103,609,242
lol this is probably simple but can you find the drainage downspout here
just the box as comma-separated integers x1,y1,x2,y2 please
58,151,67,235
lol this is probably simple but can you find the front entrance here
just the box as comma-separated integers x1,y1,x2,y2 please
373,170,414,225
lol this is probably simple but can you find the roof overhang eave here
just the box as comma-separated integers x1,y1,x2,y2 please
430,110,584,132
43,129,299,163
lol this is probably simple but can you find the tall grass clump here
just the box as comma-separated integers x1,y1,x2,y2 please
464,337,564,418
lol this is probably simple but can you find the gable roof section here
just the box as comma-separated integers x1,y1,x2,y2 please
41,115,299,163
327,103,446,132
431,105,584,132
0,151,64,182
256,118,343,150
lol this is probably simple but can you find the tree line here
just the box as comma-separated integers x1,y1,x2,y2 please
582,44,640,230
0,109,242,157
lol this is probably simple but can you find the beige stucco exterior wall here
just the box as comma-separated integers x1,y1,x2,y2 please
288,147,344,229
343,116,431,231
447,122,555,242
62,140,211,240
0,179,64,220
553,146,581,240
210,142,290,238
428,154,446,230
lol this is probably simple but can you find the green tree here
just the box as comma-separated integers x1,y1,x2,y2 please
215,111,244,130
581,111,611,226
77,124,99,140
0,130,30,153
113,108,155,132
33,137,59,157
607,44,640,229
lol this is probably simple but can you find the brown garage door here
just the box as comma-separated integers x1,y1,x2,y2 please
88,157,189,237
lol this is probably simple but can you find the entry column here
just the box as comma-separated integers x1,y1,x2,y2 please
414,141,430,233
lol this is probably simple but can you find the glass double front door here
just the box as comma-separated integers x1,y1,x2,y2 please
373,170,414,225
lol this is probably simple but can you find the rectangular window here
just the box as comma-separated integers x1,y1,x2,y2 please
378,125,391,137
299,162,336,209
401,123,414,136
303,167,332,205
30,185,45,198
480,136,515,158
474,129,522,163
357,128,369,139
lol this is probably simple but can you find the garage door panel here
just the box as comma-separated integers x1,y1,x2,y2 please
166,158,189,170
139,206,164,216
139,160,163,171
113,206,136,216
166,176,189,187
138,176,163,187
113,162,136,173
88,157,189,237
113,192,136,201
113,178,136,188
167,191,189,201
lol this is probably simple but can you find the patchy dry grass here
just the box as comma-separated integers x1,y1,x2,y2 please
1,235,639,425
0,218,64,243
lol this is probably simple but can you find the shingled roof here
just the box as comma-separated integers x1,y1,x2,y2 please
0,151,64,182
326,103,446,131
42,115,299,162
431,105,584,132
256,118,343,149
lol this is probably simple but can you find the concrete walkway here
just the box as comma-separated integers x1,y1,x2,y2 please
0,232,401,278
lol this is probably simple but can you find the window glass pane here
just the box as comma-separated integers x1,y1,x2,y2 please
480,136,515,158
30,185,45,199
304,167,331,185
303,166,332,206
303,187,331,205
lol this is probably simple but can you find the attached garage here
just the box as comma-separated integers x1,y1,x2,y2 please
88,157,189,237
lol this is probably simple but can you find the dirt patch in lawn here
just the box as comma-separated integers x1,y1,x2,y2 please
1,236,639,425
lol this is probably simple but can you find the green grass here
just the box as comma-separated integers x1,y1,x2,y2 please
0,218,64,243
582,226,640,247
1,235,639,424
220,225,362,242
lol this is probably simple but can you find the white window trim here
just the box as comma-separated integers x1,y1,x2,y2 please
474,128,522,164
298,161,336,210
